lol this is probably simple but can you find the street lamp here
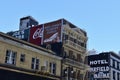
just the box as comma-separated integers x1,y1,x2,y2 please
65,67,74,80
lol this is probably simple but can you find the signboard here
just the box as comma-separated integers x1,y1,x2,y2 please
43,20,62,44
94,72,109,79
12,29,30,41
29,25,43,45
88,53,110,79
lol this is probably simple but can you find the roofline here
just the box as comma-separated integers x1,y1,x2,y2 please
40,18,87,34
0,32,62,60
109,51,120,59
20,16,39,23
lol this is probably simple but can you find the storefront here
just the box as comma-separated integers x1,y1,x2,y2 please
0,65,59,80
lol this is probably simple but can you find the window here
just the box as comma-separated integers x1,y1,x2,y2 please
63,51,67,58
31,58,39,70
69,37,74,42
5,50,17,65
74,39,77,43
69,50,73,59
77,41,81,46
49,62,56,75
81,42,84,47
77,54,82,62
119,63,120,70
63,34,68,40
27,22,29,27
65,35,68,40
20,54,25,62
44,61,48,71
77,70,81,79
110,59,113,67
117,72,120,80
115,61,117,68
113,71,116,80
113,59,115,68
117,62,119,70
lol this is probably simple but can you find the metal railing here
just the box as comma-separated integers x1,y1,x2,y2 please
63,40,86,52
63,58,88,69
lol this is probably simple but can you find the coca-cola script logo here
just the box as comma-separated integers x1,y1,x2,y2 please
33,28,43,39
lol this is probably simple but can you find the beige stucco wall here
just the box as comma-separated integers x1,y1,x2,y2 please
0,36,61,76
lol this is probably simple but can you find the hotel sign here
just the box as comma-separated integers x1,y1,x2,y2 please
88,54,109,79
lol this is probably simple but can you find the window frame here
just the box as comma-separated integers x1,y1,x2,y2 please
31,57,39,70
49,62,56,75
5,50,17,65
20,54,25,62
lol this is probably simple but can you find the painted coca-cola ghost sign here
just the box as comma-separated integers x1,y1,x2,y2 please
29,25,43,45
32,27,43,39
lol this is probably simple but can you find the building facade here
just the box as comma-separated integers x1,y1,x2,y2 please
0,32,62,80
88,52,120,80
19,16,39,30
61,19,88,80
7,16,89,80
110,52,120,80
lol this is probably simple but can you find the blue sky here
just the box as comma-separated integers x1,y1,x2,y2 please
0,0,120,53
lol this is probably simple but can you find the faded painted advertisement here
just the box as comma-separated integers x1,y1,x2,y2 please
29,25,43,45
43,20,62,44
